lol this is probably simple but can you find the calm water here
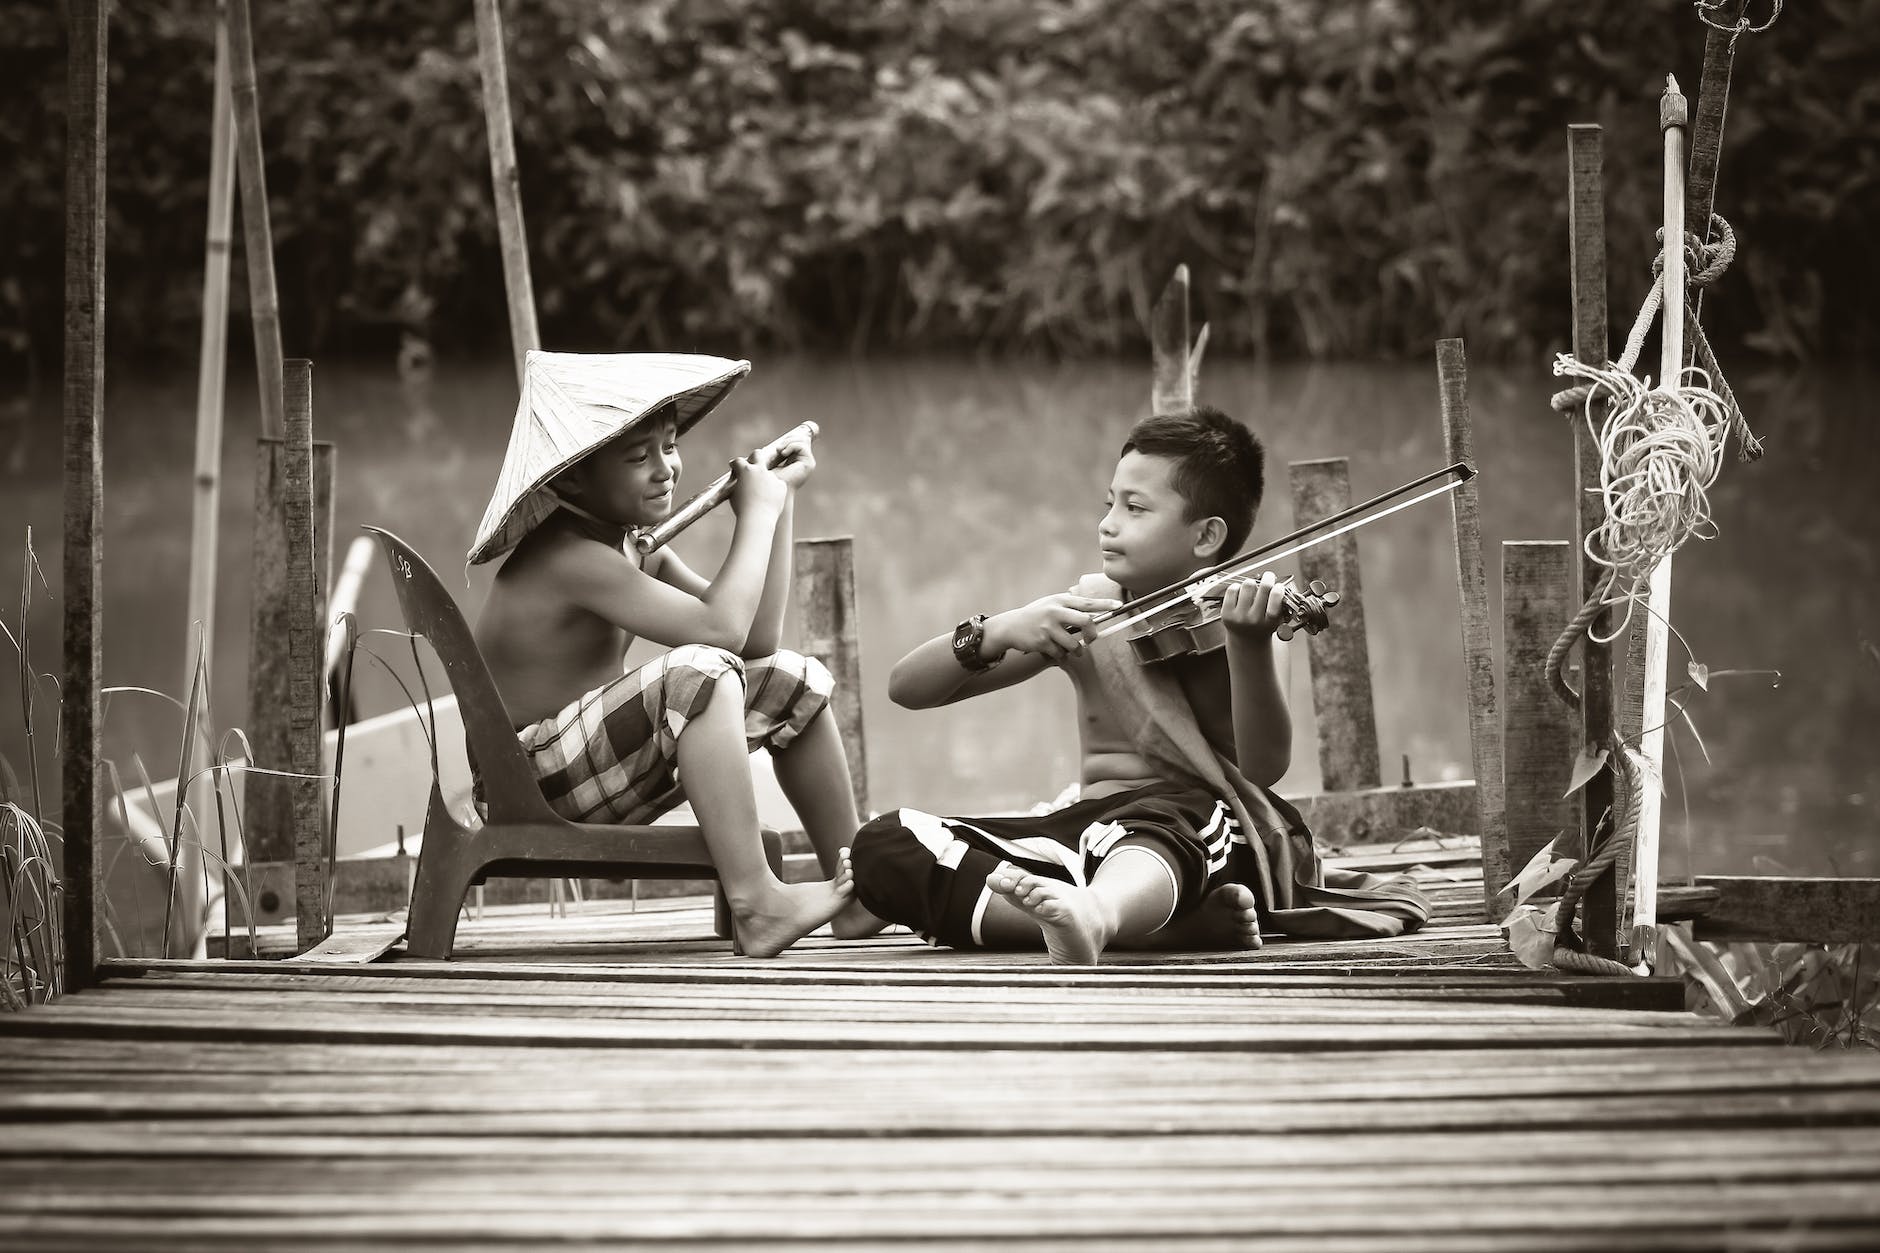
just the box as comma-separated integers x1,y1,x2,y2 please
2,355,1874,875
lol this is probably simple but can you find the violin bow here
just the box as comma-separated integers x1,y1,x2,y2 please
1090,461,1476,642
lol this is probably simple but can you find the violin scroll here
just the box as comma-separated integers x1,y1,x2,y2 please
1275,579,1340,642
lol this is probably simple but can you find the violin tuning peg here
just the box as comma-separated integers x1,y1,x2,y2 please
1276,623,1296,642
1308,580,1327,595
1321,591,1341,607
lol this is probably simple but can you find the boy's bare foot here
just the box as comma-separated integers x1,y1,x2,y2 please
1150,882,1263,951
988,868,1112,965
734,854,854,959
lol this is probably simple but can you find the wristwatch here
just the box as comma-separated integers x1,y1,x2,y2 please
952,614,992,672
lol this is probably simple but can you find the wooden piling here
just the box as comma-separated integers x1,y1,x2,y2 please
243,442,335,865
1501,542,1577,890
1566,123,1623,958
1435,339,1506,914
280,362,328,953
225,0,283,439
473,0,541,383
794,538,866,818
60,0,107,991
1150,266,1193,414
1287,459,1381,792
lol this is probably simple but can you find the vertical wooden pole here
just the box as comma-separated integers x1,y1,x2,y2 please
473,0,540,384
282,362,327,952
1629,77,1689,960
244,441,334,863
225,0,283,440
794,537,866,818
1150,265,1192,414
1502,542,1577,887
1435,339,1506,913
1685,0,1745,342
1567,123,1623,957
61,0,107,991
1287,459,1381,792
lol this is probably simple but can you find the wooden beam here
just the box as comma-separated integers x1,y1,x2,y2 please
793,537,866,818
1566,122,1623,960
1435,339,1503,922
281,362,327,953
60,0,108,992
1285,781,1479,848
1287,458,1381,791
225,0,284,439
473,0,540,383
1693,877,1880,945
1500,541,1576,899
1149,265,1192,413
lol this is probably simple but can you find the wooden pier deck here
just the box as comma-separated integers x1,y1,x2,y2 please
6,847,1880,1250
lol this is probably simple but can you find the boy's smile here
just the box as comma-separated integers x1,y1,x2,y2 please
1099,451,1225,593
564,418,683,527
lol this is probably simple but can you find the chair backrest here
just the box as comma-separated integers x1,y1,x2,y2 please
363,526,560,824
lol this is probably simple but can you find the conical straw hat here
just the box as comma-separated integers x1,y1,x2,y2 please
468,350,751,565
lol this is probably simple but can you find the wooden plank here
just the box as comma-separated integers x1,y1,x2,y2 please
793,536,867,816
1290,781,1477,846
1150,264,1193,413
242,439,334,863
1693,876,1880,944
281,361,327,953
1435,339,1503,919
1288,458,1382,791
1500,542,1576,896
225,0,284,439
473,0,540,383
58,0,108,993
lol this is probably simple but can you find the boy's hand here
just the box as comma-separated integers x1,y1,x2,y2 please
728,452,788,518
1220,571,1288,640
768,430,817,490
986,593,1123,662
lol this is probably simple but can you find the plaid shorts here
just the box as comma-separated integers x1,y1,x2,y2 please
516,644,833,825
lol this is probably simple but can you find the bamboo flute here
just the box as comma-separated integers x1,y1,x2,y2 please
1631,75,1689,962
634,422,819,554
473,0,541,384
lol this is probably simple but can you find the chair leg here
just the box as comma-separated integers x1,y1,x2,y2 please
407,832,479,960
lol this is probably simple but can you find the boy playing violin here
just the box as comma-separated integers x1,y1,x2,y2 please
469,351,879,957
851,406,1428,963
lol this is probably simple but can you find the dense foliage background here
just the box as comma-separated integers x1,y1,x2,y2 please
7,0,1877,365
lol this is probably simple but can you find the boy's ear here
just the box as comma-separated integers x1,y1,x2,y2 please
1191,515,1228,562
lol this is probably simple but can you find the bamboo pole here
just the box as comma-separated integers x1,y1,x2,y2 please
282,362,327,953
225,0,283,439
1566,124,1623,958
473,0,540,383
185,6,235,795
61,0,107,990
1435,339,1506,915
1629,76,1689,962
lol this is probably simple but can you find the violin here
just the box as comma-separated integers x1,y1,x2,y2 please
1126,578,1342,665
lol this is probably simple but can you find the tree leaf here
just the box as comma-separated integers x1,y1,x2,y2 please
1687,659,1709,690
1563,746,1609,798
1501,902,1561,970
1498,831,1577,904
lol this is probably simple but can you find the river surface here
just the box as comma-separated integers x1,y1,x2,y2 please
2,354,1874,875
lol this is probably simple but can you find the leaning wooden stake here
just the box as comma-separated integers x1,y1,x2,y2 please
1684,0,1746,341
794,538,867,818
61,0,108,991
473,0,541,383
1628,76,1689,961
1288,459,1381,792
1435,339,1506,914
1502,541,1577,884
1150,266,1193,413
225,0,283,439
282,362,327,953
1566,123,1624,958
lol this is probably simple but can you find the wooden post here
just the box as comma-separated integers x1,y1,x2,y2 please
282,361,327,952
794,537,866,818
60,0,107,991
1684,0,1745,341
243,442,335,863
1566,123,1623,958
1628,77,1690,961
184,6,235,796
1435,339,1506,914
225,0,283,439
1150,265,1192,414
1287,459,1381,792
1502,542,1577,888
473,0,540,383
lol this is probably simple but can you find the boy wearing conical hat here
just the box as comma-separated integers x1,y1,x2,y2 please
469,351,880,957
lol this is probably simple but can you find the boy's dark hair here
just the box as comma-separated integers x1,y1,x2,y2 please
1121,405,1265,557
